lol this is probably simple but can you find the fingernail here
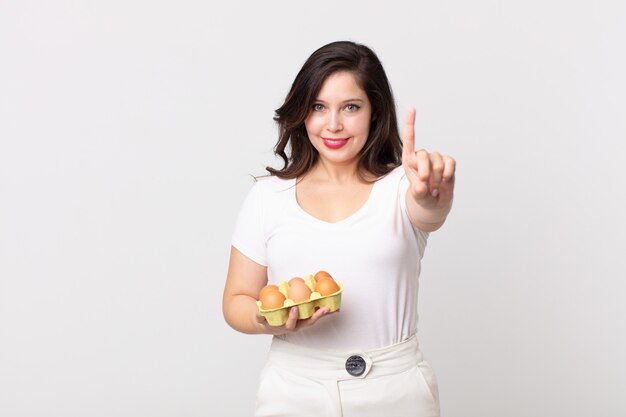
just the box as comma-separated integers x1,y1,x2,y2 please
431,189,439,197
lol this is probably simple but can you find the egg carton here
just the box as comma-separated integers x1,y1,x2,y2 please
256,274,343,326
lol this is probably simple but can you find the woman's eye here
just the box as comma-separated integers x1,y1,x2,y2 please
312,103,324,111
346,104,360,112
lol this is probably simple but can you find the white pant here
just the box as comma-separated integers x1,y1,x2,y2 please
255,335,440,417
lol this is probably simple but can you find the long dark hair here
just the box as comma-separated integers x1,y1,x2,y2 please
266,41,402,180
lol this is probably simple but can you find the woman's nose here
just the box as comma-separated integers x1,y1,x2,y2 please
327,111,343,132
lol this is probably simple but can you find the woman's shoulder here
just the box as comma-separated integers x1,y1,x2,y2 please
375,165,405,183
249,173,296,195
371,165,409,199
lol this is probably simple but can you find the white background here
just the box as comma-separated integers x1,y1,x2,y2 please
1,1,625,416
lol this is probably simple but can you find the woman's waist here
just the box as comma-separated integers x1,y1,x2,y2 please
268,333,423,381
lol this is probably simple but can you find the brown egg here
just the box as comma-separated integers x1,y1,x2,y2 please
258,284,279,300
260,289,286,310
288,277,305,286
287,281,312,302
315,277,340,295
314,271,333,282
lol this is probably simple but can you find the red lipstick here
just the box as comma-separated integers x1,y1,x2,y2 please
321,137,349,149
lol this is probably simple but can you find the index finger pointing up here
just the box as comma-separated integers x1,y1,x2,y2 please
403,107,416,157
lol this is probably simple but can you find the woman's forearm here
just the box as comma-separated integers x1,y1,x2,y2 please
223,294,267,335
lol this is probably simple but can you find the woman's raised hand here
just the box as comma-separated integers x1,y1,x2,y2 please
402,108,456,228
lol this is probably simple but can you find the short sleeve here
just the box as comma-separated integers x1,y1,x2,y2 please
231,181,267,266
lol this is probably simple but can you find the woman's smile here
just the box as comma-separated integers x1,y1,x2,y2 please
321,136,350,149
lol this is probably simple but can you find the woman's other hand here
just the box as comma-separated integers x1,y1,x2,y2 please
256,306,334,335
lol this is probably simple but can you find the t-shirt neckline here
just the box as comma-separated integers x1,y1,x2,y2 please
290,176,382,227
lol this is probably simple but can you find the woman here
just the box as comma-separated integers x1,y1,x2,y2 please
223,40,455,417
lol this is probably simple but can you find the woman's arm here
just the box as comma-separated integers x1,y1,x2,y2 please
222,246,269,334
222,246,330,335
401,108,456,232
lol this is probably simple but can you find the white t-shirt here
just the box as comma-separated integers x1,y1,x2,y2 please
232,166,429,351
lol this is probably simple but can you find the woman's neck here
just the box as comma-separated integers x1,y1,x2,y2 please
308,160,366,184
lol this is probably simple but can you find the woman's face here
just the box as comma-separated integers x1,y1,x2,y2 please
304,71,372,169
